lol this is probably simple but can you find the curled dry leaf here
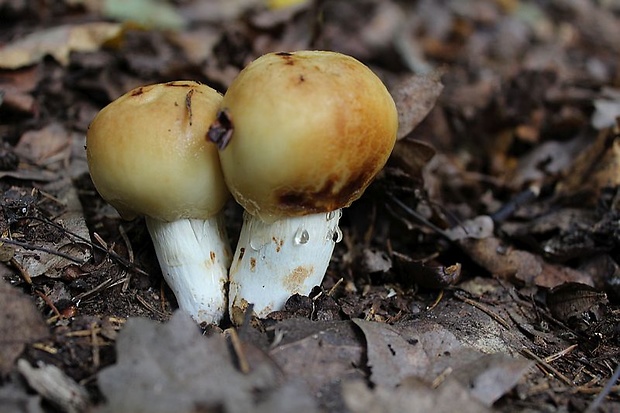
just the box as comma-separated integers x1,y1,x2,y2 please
546,282,608,324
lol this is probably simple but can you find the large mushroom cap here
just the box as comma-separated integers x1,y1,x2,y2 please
87,81,229,222
217,51,398,222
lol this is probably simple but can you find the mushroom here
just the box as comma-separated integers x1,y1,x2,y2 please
87,81,231,325
208,51,398,323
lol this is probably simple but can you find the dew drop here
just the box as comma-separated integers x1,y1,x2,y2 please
294,227,310,245
332,227,343,243
249,236,263,251
326,211,336,221
248,217,270,251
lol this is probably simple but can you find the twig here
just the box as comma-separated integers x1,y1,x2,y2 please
227,328,251,374
453,291,511,329
327,277,344,296
135,294,167,318
427,289,444,311
490,185,540,223
432,367,453,388
119,225,134,292
1,237,85,263
9,257,32,284
388,194,452,240
35,290,62,319
520,347,574,386
90,322,100,369
19,216,149,276
585,362,620,412
73,277,114,303
545,344,578,363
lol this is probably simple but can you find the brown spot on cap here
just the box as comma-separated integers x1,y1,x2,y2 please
276,161,376,214
275,51,295,65
130,87,144,96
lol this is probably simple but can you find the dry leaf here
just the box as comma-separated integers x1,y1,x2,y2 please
391,72,444,139
459,237,593,287
556,126,620,202
17,359,90,413
97,312,318,413
450,354,532,406
343,378,492,413
0,280,49,374
0,23,122,68
352,318,531,407
268,318,365,409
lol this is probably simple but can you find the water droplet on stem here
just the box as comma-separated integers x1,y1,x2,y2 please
294,227,310,245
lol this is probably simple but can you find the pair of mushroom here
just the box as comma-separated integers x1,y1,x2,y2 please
86,51,398,325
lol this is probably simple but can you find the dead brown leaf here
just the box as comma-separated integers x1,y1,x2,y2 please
0,23,123,69
268,318,365,410
343,378,492,413
556,125,620,203
0,66,41,115
0,279,48,374
459,237,594,288
391,72,444,140
97,312,318,413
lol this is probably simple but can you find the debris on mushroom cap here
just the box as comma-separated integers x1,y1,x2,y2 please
87,81,229,222
214,50,398,223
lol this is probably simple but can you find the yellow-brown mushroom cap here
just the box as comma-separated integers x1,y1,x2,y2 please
217,51,398,222
86,81,229,222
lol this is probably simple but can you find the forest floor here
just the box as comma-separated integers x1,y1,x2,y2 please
0,0,619,412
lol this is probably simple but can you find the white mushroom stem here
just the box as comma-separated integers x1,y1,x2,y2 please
228,210,342,323
145,214,231,325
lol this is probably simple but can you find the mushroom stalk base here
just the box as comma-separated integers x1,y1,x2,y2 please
228,210,342,324
145,215,231,325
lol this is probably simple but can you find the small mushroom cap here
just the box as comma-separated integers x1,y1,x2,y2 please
217,51,398,222
87,81,229,221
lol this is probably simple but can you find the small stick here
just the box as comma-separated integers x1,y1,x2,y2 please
35,290,62,319
585,362,620,413
544,344,578,363
1,238,84,264
135,294,167,318
454,291,511,329
90,322,100,369
227,328,251,374
119,225,134,292
19,216,149,276
520,347,574,386
9,257,32,284
427,289,444,311
327,277,344,296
